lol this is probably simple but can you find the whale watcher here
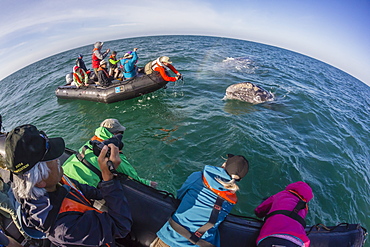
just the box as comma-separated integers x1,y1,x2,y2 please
92,41,110,77
76,54,88,72
5,124,132,246
255,181,313,247
150,154,249,247
63,118,157,188
108,51,122,79
122,48,139,80
97,60,113,87
72,65,89,88
144,56,182,82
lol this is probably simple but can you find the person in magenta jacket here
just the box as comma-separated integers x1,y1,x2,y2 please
254,181,314,247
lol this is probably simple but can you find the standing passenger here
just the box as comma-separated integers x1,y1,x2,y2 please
151,154,249,247
92,41,110,77
254,181,313,247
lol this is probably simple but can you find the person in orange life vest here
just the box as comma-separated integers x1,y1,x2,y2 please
108,51,121,79
145,56,182,82
5,124,132,247
72,65,89,88
151,154,249,247
97,60,113,87
254,181,313,247
92,41,110,77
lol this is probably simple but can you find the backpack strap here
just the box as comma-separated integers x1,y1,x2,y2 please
75,146,103,180
168,196,225,247
264,199,307,228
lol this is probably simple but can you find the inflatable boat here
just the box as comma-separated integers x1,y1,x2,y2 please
55,71,168,103
0,134,367,247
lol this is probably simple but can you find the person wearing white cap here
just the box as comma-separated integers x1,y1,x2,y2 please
121,48,139,80
144,56,182,82
63,118,157,188
97,60,113,86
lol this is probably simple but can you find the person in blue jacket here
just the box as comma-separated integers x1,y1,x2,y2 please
151,154,249,247
122,48,139,79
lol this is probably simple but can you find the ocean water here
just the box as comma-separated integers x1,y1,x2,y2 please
0,35,369,237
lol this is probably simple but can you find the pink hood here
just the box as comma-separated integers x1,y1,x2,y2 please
255,181,314,246
285,181,313,202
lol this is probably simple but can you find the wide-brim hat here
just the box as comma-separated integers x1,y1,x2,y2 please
100,119,126,134
123,53,133,59
5,124,65,175
160,56,172,64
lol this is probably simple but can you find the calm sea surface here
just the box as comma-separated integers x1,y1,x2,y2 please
1,35,369,237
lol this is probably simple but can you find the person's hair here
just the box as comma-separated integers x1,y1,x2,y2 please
12,161,51,200
215,175,240,192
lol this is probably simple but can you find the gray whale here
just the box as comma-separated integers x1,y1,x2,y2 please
223,82,274,104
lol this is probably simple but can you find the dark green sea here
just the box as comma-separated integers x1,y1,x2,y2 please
0,35,369,239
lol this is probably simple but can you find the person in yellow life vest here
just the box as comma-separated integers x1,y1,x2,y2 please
108,51,121,79
151,154,249,247
72,65,89,88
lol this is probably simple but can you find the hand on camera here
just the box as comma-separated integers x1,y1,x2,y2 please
98,144,121,181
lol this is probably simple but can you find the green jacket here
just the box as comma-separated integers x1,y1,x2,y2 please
62,127,150,187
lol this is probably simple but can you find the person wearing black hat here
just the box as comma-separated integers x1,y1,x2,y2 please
76,54,88,72
6,124,132,246
151,154,249,247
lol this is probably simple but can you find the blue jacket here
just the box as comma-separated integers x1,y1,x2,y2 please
122,51,138,79
157,165,236,247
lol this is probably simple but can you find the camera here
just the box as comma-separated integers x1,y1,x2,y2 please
90,134,124,158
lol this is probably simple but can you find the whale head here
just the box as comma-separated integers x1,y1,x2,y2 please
223,82,274,104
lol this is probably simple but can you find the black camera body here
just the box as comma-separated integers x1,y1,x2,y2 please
90,134,124,158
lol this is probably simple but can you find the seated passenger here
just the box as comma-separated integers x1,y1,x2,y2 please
72,65,89,88
144,56,182,82
254,181,313,247
5,124,132,246
108,51,121,79
63,118,157,188
151,154,249,247
97,60,112,87
122,48,139,80
76,54,88,72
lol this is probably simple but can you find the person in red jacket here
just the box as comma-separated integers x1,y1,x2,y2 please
92,41,110,77
144,56,182,82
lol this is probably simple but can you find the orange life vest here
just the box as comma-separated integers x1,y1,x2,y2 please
202,175,237,204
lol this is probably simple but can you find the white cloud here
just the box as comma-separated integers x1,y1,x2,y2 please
0,0,369,85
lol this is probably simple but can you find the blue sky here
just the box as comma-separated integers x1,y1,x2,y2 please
0,0,369,86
